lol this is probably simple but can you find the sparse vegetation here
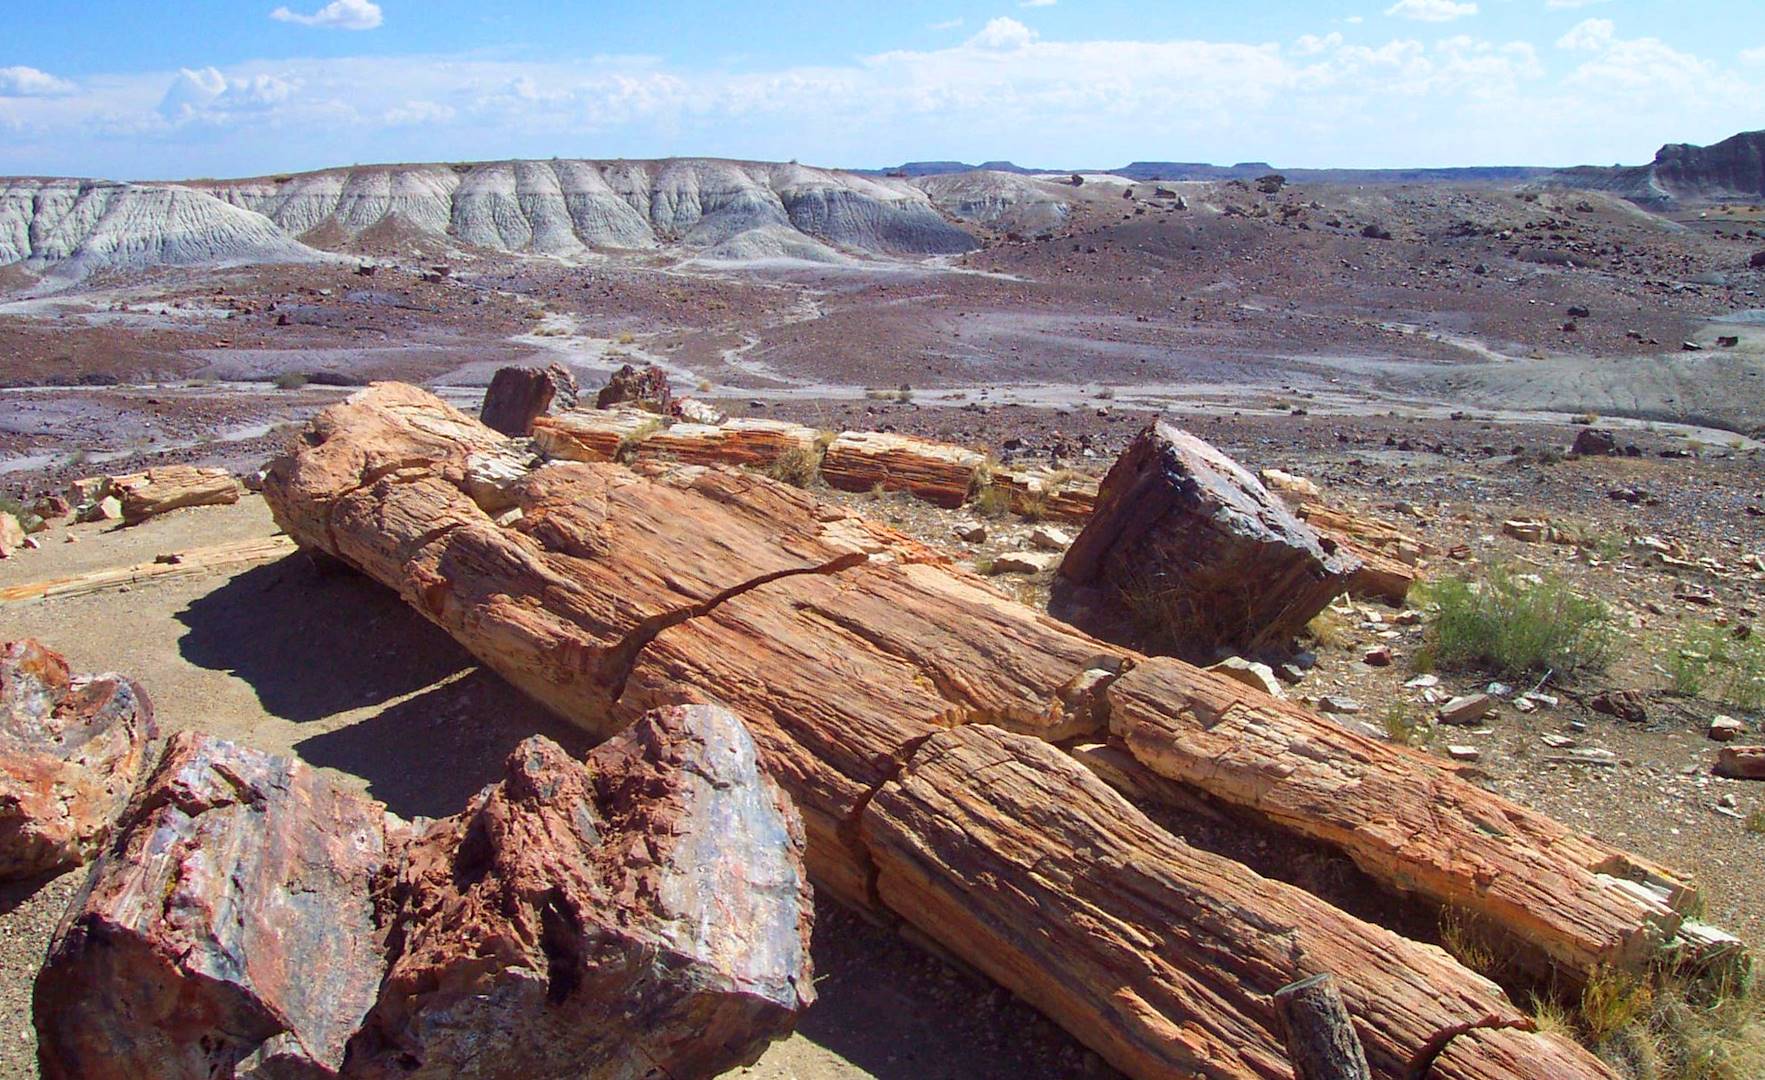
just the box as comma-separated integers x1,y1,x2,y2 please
1380,702,1431,747
970,483,1014,518
274,371,310,390
1543,968,1765,1080
616,331,636,345
613,420,663,464
1423,566,1615,680
764,440,824,488
1438,907,1498,977
1745,810,1765,835
1666,626,1765,711
1304,606,1354,650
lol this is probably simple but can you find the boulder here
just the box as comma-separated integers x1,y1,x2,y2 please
1572,429,1619,457
1714,745,1765,780
595,362,672,413
110,466,241,525
480,363,580,437
991,550,1060,574
346,707,813,1079
1708,716,1745,742
35,732,395,1080
1,640,156,880
1058,422,1359,657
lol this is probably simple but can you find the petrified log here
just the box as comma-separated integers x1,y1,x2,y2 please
1106,657,1698,979
1295,503,1423,566
35,731,394,1080
0,537,297,604
1,640,156,880
1059,422,1360,657
261,385,1722,1072
110,465,241,525
859,725,1612,1080
1273,974,1371,1080
349,707,813,1079
595,362,671,412
820,430,986,507
530,407,660,461
479,363,578,437
988,465,1099,521
1715,745,1765,780
641,417,821,469
1330,535,1418,605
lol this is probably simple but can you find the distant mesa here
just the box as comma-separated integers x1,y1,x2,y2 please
0,158,978,278
1545,129,1765,206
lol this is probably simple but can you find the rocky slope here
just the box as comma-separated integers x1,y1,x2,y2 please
0,159,978,277
1550,129,1765,206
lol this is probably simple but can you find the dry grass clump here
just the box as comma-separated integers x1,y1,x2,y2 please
612,419,663,464
764,440,825,489
1555,969,1765,1080
1666,625,1765,712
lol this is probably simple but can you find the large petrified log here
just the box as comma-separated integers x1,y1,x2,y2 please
819,430,986,507
1,640,157,880
36,706,814,1080
860,725,1610,1080
110,465,241,525
1106,657,1699,978
348,706,813,1079
479,363,579,437
261,384,1721,1074
35,731,394,1080
1058,421,1360,657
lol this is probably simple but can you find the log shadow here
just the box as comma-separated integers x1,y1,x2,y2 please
294,669,593,819
174,554,474,724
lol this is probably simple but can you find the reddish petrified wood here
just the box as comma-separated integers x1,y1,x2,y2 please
1,639,157,881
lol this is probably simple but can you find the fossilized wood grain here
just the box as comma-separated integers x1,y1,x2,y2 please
819,430,985,508
0,537,298,604
109,466,241,525
1106,657,1696,979
859,725,1613,1080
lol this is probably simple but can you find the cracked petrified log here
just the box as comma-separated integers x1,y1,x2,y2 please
819,430,986,508
36,707,814,1080
261,384,1723,1074
594,362,671,412
1106,657,1701,978
35,731,394,1080
860,725,1610,1080
1059,422,1360,656
479,363,579,437
1,639,157,881
347,706,813,1079
110,465,241,525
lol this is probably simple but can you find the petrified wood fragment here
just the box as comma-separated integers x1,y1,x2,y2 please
35,732,393,1080
1,639,156,880
1059,422,1359,657
479,363,578,437
110,465,241,525
819,430,986,507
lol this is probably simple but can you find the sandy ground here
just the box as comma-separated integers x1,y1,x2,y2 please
0,499,1090,1080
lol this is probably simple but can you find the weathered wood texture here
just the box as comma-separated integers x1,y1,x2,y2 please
478,363,577,437
110,465,241,525
347,706,814,1079
35,732,394,1080
987,465,1099,522
819,430,985,507
530,407,659,462
640,417,821,468
1060,422,1361,655
0,537,297,604
859,725,1612,1080
1107,657,1699,979
260,385,1720,1074
1296,503,1424,604
1273,974,1372,1080
1,640,157,880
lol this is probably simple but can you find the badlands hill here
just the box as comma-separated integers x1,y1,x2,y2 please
1549,129,1765,206
0,158,978,277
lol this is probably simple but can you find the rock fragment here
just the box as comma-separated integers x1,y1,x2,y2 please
480,363,580,437
1714,745,1765,780
110,466,241,525
2,640,157,881
1437,694,1495,726
1205,656,1286,699
1058,421,1359,657
595,362,672,413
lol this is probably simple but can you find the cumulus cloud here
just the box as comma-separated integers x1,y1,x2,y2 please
0,65,76,96
1385,0,1479,22
1556,18,1615,51
970,17,1038,50
158,67,299,121
1293,33,1344,57
269,0,382,30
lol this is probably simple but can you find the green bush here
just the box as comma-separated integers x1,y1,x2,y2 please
274,371,309,390
1423,566,1614,679
1668,626,1765,712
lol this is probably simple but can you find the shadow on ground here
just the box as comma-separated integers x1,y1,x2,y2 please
175,555,473,724
295,669,592,818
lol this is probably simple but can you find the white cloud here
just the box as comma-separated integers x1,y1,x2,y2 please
0,65,76,96
269,0,382,30
1739,45,1765,63
1545,0,1611,8
1556,18,1615,50
158,67,300,121
1293,32,1344,57
970,17,1038,50
929,18,964,31
1020,0,1058,6
1385,0,1479,22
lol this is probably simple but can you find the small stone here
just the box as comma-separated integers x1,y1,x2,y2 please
1404,674,1439,689
1446,745,1481,762
1502,519,1547,543
1485,682,1514,697
1029,524,1074,552
1318,695,1363,715
1275,663,1307,685
992,551,1060,574
1541,734,1575,749
1513,697,1536,713
1437,694,1495,726
1362,647,1393,667
1709,716,1744,742
1206,657,1286,699
954,521,988,544
1589,689,1648,723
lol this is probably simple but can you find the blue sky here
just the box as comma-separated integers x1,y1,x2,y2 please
2,0,1761,179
